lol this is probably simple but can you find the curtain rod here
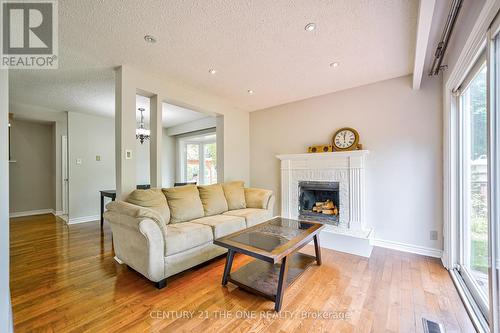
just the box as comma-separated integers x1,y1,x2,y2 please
429,0,463,76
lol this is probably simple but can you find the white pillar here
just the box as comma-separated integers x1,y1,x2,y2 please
150,94,162,188
115,66,137,199
216,115,224,183
0,69,13,332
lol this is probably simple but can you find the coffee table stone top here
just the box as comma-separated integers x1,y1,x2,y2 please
214,217,324,263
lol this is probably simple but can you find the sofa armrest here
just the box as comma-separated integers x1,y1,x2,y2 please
244,188,274,210
106,201,165,224
103,210,166,282
266,194,275,211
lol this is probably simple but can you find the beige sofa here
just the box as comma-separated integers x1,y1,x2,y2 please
103,181,274,288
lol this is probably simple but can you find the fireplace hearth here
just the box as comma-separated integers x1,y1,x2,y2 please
298,181,339,225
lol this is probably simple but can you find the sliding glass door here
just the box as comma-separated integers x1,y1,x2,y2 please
458,61,489,316
453,15,500,330
489,20,500,329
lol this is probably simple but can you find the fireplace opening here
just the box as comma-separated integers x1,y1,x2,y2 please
298,181,339,225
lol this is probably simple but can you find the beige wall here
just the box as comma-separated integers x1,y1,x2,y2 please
250,75,443,250
9,120,55,213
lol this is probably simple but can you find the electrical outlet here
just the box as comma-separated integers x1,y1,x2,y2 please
76,158,83,165
430,230,438,241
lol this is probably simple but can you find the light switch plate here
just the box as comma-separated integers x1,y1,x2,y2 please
96,155,101,161
125,149,133,160
76,158,83,165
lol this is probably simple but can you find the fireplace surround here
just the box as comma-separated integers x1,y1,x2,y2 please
277,150,373,257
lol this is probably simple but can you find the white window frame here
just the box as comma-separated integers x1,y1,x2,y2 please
456,60,489,317
177,130,217,185
443,1,500,331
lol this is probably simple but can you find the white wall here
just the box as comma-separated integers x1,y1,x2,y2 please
136,139,150,185
1,69,13,332
68,112,115,221
162,129,176,187
165,116,216,136
250,75,443,251
9,120,55,213
443,0,486,84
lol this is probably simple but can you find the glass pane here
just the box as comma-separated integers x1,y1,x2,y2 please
186,143,199,183
203,142,217,184
462,65,489,298
219,218,316,252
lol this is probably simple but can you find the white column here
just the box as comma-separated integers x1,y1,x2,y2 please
216,115,224,183
348,168,363,230
149,94,162,188
0,69,13,332
348,155,366,230
115,66,137,199
280,160,291,218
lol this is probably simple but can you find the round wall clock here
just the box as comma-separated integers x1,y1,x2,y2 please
332,127,359,151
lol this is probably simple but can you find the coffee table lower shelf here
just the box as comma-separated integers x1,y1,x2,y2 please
227,252,317,304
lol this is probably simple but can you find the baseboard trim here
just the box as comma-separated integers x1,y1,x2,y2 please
53,210,64,216
68,215,100,224
9,209,54,218
371,238,443,258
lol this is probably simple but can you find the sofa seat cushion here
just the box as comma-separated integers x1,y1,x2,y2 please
126,188,171,223
190,215,246,239
165,222,213,256
162,186,205,223
223,208,272,227
198,184,229,216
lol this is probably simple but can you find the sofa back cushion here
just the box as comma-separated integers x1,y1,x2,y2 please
222,181,247,210
126,188,171,223
198,184,229,216
162,185,205,223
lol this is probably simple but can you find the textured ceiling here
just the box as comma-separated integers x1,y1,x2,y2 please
136,95,209,128
9,0,418,115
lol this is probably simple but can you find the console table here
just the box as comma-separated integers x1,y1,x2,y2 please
100,190,116,228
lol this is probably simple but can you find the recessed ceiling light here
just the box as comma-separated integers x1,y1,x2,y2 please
208,68,217,74
144,35,157,43
304,23,316,32
330,62,340,68
247,89,254,94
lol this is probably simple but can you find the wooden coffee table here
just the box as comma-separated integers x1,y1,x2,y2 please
213,217,324,312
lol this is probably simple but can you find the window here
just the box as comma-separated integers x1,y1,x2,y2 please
179,132,217,185
458,62,489,315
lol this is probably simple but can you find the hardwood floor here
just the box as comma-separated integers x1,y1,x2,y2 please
10,214,475,332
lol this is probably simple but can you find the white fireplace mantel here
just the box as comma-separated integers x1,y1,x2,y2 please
276,150,373,257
